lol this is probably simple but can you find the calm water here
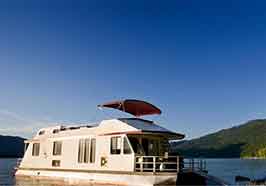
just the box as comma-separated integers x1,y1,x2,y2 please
1,158,266,186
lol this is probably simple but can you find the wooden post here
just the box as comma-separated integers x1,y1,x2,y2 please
134,157,137,172
140,157,143,172
153,157,156,172
176,156,179,172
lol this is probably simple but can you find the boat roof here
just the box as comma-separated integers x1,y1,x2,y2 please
119,118,178,133
118,118,185,139
33,118,184,140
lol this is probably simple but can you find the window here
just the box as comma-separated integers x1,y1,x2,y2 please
24,143,29,154
128,137,144,155
141,138,160,156
84,139,90,163
52,160,60,167
38,130,45,135
123,137,132,154
111,137,121,154
78,139,85,163
52,129,60,134
32,143,40,156
90,138,96,163
159,138,170,156
148,139,159,156
53,141,62,156
78,138,93,163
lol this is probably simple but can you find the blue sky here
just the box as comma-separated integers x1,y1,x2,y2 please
0,0,266,138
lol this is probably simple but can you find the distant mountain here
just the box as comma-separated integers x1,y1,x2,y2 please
0,135,25,158
171,119,266,158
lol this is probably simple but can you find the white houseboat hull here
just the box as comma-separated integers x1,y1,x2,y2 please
16,169,177,186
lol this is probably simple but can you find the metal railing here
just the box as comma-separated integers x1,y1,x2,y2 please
183,159,207,172
135,156,207,173
135,156,180,172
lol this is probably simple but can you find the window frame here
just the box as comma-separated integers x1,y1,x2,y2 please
38,130,45,135
90,138,96,163
123,136,133,155
110,136,121,155
52,160,61,167
53,141,62,156
78,138,96,164
78,139,85,163
84,138,90,163
32,143,40,156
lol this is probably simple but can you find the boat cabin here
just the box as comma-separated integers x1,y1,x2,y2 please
21,117,185,173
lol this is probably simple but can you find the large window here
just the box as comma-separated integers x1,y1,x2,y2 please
128,137,144,155
123,137,132,154
32,143,40,156
53,141,62,156
78,138,96,163
127,137,165,156
111,137,121,154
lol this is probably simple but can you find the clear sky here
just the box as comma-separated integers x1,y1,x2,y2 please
0,0,266,138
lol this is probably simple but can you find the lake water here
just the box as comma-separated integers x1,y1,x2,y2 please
1,158,266,186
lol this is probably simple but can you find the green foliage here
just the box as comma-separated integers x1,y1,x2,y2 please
171,119,266,158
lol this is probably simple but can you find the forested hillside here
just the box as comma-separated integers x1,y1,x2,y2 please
171,119,266,158
0,135,25,157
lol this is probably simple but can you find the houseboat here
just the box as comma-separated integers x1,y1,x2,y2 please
15,99,227,186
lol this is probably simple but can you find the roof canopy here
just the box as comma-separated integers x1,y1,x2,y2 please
98,99,162,117
119,118,185,140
